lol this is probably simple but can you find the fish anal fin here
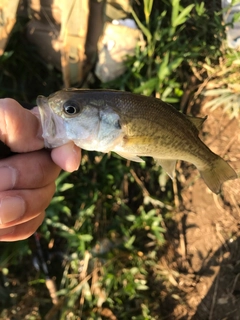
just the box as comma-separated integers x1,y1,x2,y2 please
115,151,144,163
186,115,207,131
155,158,176,179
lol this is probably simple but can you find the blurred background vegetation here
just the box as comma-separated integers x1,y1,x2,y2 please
0,0,239,319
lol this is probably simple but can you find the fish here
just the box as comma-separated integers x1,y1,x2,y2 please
37,88,238,194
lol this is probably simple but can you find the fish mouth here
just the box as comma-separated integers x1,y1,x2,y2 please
37,95,70,148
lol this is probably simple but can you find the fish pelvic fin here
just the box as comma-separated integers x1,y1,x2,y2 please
199,157,237,194
115,151,144,163
186,115,207,131
155,159,176,179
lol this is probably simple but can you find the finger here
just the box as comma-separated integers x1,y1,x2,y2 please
0,150,61,191
0,211,45,241
0,99,43,152
51,142,81,172
0,182,55,228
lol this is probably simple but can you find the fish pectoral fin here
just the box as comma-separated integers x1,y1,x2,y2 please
155,158,176,179
186,115,207,131
115,151,144,163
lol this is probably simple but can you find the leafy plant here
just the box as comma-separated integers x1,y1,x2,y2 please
36,151,170,318
104,0,225,106
202,51,240,118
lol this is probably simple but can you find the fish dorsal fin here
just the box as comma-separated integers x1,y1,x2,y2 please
155,159,176,179
186,115,207,131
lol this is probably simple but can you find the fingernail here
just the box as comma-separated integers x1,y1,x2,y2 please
0,226,15,237
0,196,25,225
0,166,17,191
72,144,80,171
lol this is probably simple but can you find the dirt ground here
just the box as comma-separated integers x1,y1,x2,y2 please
163,105,240,319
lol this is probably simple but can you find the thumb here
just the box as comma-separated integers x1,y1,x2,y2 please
51,142,81,172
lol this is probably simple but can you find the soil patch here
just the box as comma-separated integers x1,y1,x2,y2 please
163,105,240,319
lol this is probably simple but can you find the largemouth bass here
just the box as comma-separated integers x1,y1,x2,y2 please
37,88,237,194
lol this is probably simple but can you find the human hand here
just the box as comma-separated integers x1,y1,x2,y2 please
0,98,81,241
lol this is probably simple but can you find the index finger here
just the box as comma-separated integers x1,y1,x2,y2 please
0,98,44,153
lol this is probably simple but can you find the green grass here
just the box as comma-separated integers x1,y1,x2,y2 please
0,0,236,319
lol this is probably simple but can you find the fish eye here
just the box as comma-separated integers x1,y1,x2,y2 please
63,100,81,115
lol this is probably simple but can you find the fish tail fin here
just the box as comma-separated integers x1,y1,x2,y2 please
199,157,237,194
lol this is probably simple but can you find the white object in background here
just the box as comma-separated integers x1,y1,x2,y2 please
95,19,144,83
222,0,240,48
